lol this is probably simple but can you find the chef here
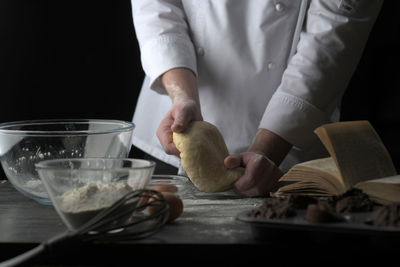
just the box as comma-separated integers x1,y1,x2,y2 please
130,0,383,195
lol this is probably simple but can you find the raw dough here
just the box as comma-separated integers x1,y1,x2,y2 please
173,121,244,192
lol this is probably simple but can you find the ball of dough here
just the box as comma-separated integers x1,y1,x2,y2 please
173,121,244,192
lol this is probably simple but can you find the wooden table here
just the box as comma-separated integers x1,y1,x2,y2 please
0,180,397,266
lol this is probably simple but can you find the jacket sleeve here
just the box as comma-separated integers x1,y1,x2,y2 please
131,0,197,93
259,0,383,149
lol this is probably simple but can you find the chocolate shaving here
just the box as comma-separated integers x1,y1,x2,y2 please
248,197,297,219
329,188,376,213
371,203,400,227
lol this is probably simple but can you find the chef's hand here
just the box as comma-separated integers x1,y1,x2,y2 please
224,152,283,196
157,68,203,156
157,99,202,156
225,128,292,196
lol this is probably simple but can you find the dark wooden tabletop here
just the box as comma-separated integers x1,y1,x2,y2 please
0,179,261,245
0,179,268,265
0,180,398,266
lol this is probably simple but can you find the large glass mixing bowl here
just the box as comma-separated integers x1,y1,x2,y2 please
0,119,134,205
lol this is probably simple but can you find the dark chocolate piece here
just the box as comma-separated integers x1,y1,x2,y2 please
305,201,344,223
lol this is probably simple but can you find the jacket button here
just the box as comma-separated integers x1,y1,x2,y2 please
268,62,276,70
197,47,205,56
275,3,285,12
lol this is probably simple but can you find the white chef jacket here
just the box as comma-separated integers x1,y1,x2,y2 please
131,0,382,172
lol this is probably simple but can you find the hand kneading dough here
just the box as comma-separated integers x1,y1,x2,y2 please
173,121,244,192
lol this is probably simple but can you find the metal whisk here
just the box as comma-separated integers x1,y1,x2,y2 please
0,189,169,267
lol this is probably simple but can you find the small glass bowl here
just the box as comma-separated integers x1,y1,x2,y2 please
36,158,155,231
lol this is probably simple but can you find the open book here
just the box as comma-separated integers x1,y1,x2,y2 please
274,121,399,205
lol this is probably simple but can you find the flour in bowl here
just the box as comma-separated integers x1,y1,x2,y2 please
56,182,133,230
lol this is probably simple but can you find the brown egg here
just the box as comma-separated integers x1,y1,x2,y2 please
147,192,183,223
151,183,178,193
138,183,177,211
136,195,149,211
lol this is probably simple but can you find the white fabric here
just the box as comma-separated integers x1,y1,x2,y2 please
131,0,382,172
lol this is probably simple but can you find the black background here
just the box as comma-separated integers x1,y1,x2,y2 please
0,0,399,172
0,0,143,121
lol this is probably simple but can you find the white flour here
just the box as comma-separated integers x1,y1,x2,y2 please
56,182,133,229
57,182,132,213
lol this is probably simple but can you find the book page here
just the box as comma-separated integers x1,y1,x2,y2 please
314,121,397,189
276,157,346,196
299,157,342,183
355,175,400,204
